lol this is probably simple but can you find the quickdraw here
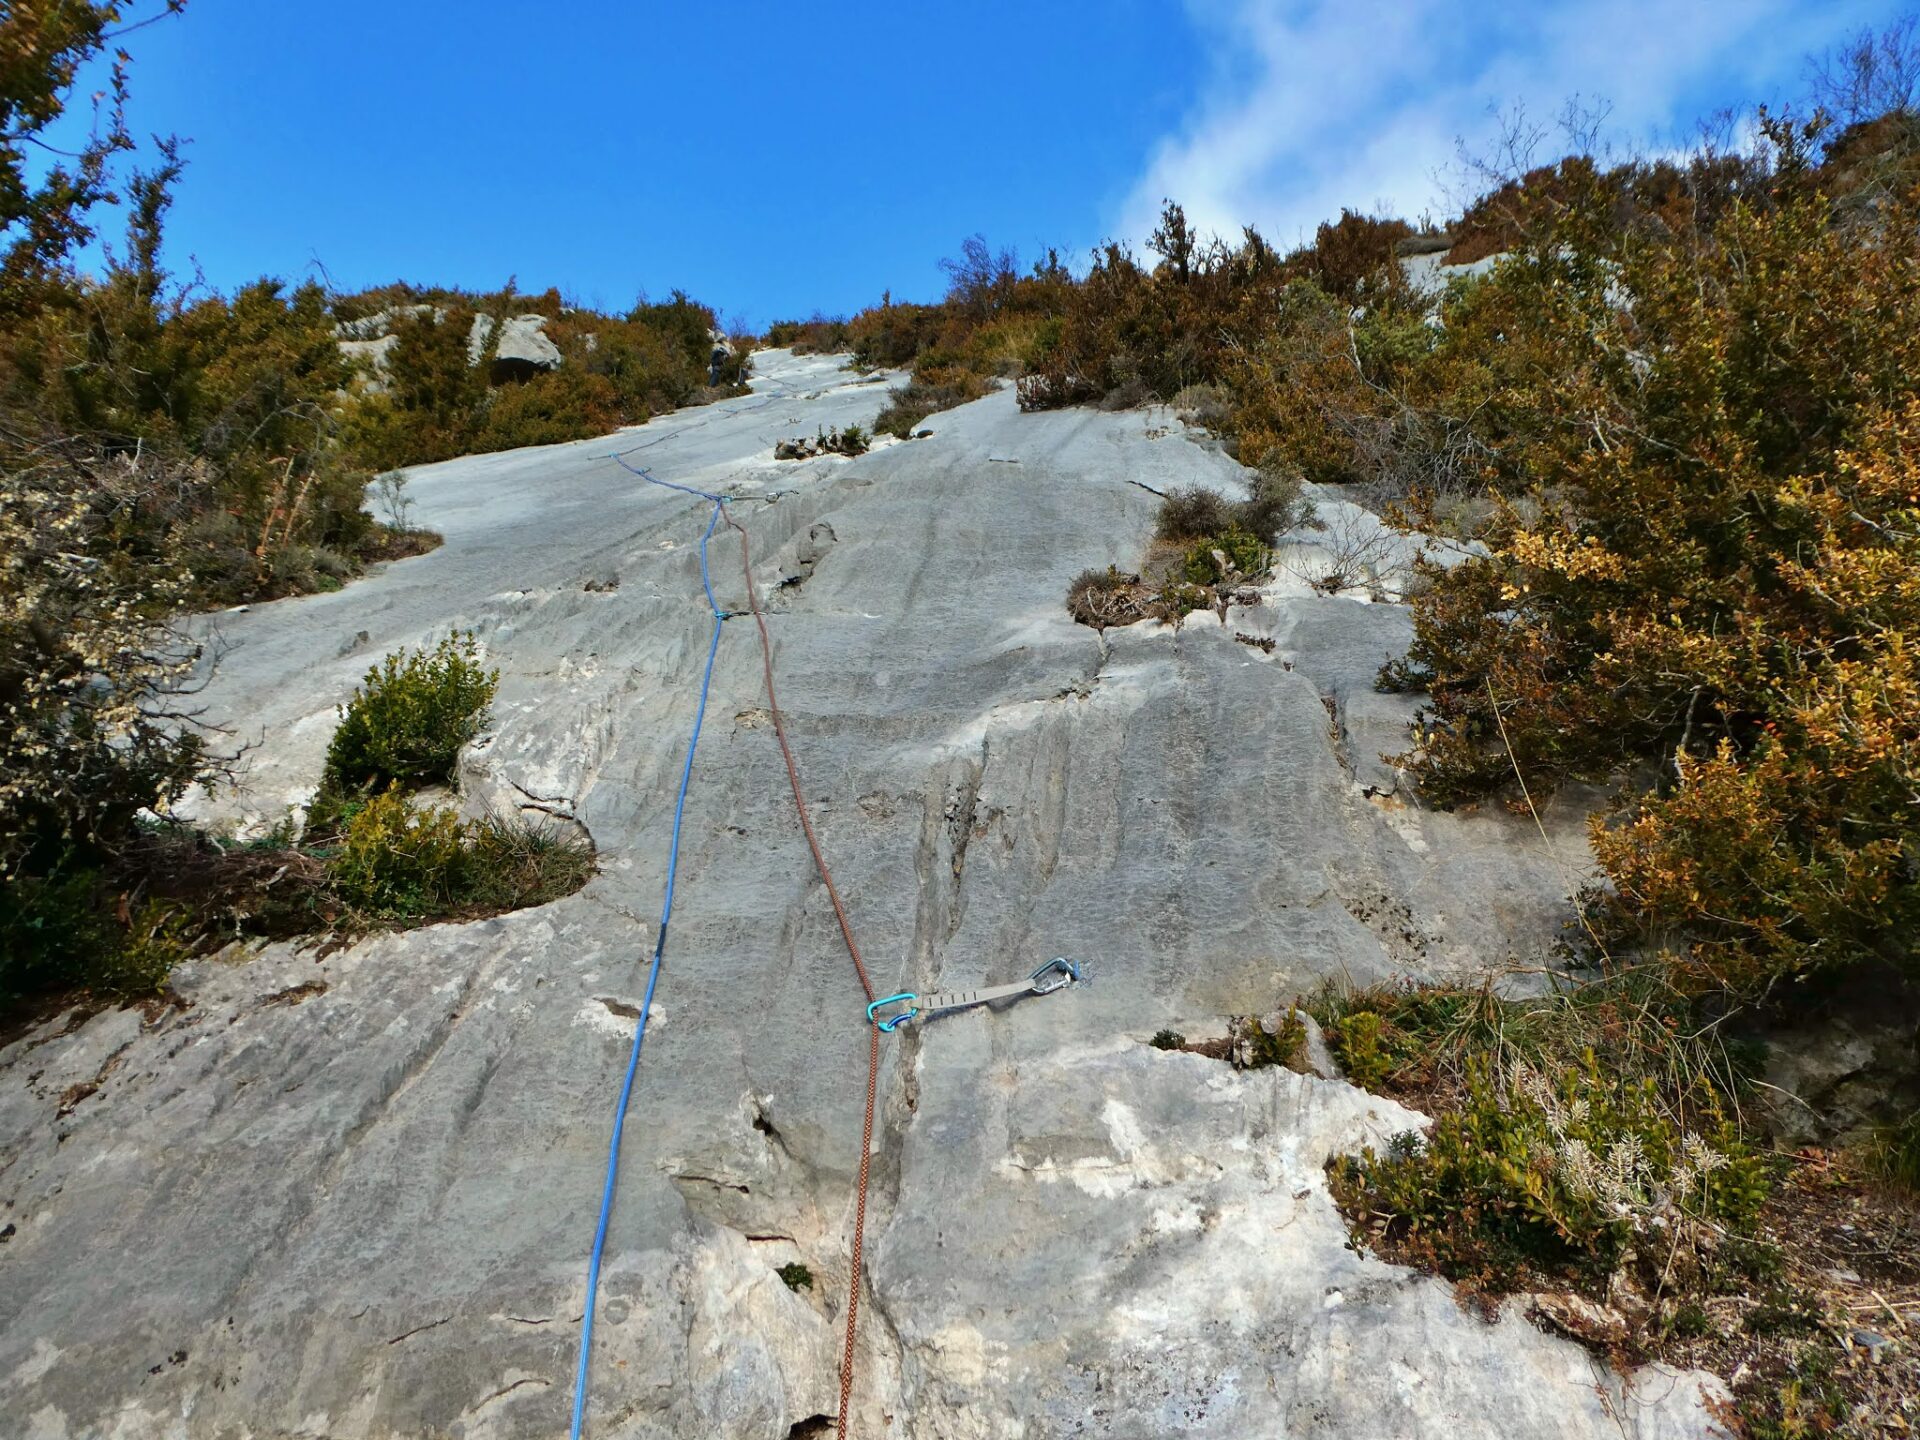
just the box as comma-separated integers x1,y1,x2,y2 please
867,957,1083,1033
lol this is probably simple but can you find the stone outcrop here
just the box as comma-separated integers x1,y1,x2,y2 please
333,306,564,385
468,313,564,381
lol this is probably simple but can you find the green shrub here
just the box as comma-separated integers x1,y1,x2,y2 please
1178,526,1270,584
777,1262,814,1292
1331,1055,1771,1288
0,862,111,1005
320,633,498,802
1241,1007,1306,1070
326,787,474,917
0,860,187,1011
1149,1029,1186,1050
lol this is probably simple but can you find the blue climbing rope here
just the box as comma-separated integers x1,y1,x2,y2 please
570,459,729,1439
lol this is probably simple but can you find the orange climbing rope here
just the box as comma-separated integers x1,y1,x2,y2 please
721,506,880,1440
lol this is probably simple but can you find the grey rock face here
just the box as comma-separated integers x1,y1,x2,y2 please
0,352,1729,1438
1760,964,1920,1146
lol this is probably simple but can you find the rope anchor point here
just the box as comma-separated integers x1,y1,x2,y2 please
867,957,1084,1034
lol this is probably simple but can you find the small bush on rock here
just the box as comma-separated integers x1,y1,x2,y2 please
327,788,473,917
325,787,592,922
1240,1007,1307,1070
1155,487,1237,542
1157,474,1310,548
0,859,188,1009
777,1262,814,1292
1065,566,1142,628
320,633,498,803
1237,468,1312,541
1178,527,1270,585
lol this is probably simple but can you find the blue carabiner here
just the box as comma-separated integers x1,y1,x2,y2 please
867,992,919,1033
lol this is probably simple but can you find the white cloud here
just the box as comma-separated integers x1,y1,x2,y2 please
1118,0,1859,252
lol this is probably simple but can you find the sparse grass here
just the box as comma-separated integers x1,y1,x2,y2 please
1307,968,1755,1116
461,811,597,912
873,368,992,438
1861,1109,1920,1195
1328,1052,1770,1295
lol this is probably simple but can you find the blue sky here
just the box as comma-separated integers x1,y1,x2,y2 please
66,0,1909,325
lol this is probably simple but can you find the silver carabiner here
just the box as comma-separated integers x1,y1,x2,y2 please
1027,957,1082,995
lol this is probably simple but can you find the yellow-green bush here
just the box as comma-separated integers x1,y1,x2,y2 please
325,788,594,922
326,787,473,917
320,633,498,802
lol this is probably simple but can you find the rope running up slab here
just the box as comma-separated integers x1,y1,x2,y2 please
572,454,884,1439
719,502,882,1439
569,462,729,1440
